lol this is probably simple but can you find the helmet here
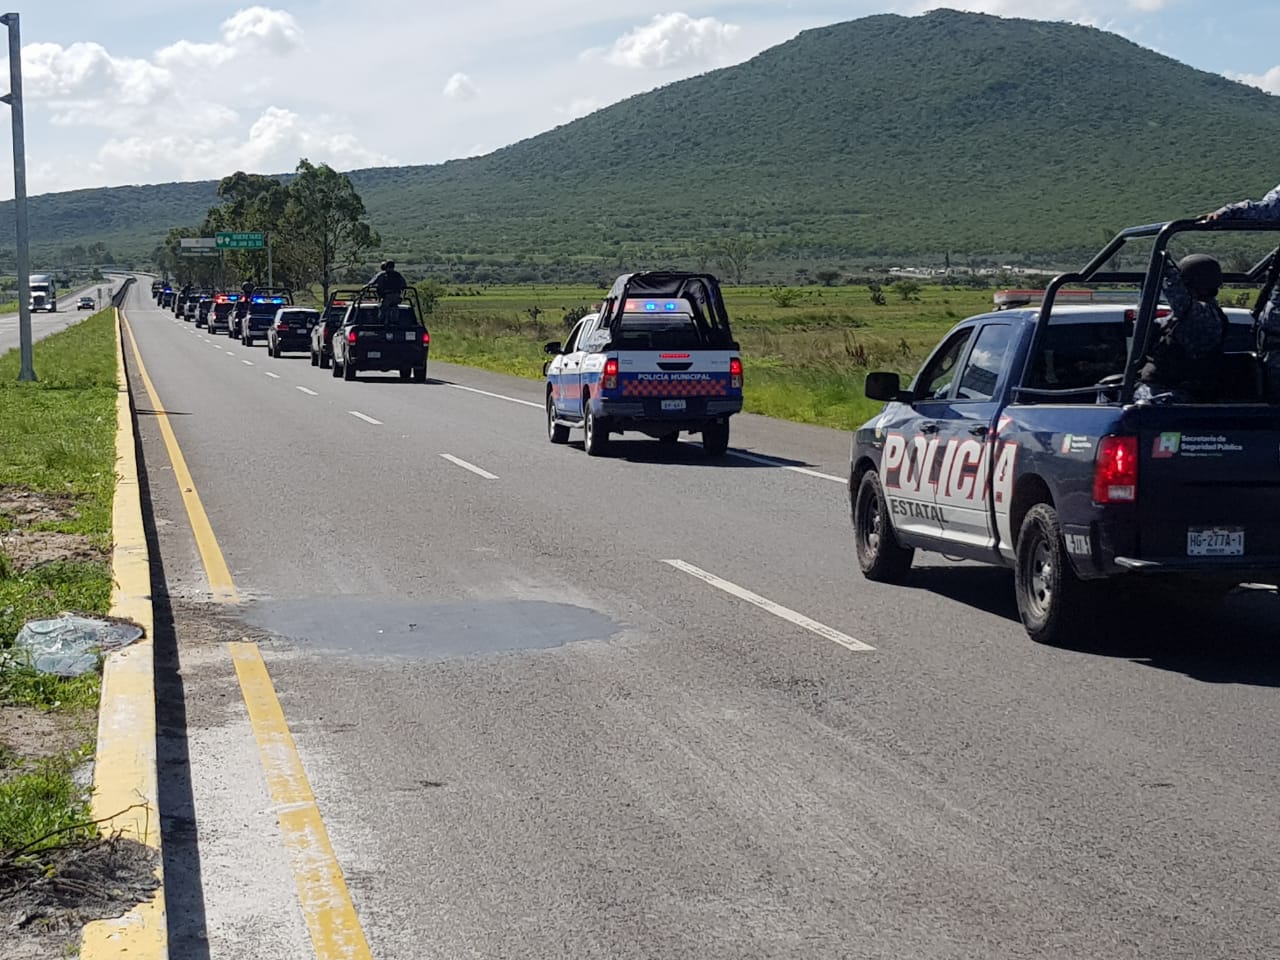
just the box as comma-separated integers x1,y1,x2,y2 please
385,261,396,271
1177,254,1222,297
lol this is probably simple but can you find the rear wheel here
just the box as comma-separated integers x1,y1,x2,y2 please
658,432,680,446
853,470,914,583
583,401,609,456
310,349,318,367
331,355,342,378
547,394,569,444
343,358,356,381
413,365,427,384
319,349,331,369
702,420,730,457
399,367,411,381
1015,503,1091,645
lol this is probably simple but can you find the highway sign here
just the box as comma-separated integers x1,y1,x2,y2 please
216,231,265,250
179,237,218,249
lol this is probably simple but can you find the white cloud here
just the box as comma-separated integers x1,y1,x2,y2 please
154,39,237,71
221,7,305,54
443,72,478,100
24,41,171,106
1237,65,1280,95
603,12,741,70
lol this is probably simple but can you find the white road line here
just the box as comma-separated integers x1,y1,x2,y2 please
723,449,845,484
226,351,235,356
242,360,254,366
661,559,874,652
349,411,382,425
265,371,281,379
440,454,499,480
296,386,318,396
446,383,542,409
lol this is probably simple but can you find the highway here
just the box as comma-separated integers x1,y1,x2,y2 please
0,280,116,356
117,279,1280,960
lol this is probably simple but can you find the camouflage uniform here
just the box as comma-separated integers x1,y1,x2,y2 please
1212,184,1280,402
1136,259,1228,402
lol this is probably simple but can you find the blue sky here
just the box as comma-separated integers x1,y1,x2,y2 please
3,1,1279,199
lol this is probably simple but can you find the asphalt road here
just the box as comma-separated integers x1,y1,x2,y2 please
120,278,1280,960
0,280,117,356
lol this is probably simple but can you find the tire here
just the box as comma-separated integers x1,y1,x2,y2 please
658,432,679,446
310,349,318,367
413,365,427,384
331,356,342,378
702,420,730,457
343,358,356,381
399,367,411,381
1014,503,1091,645
853,470,914,583
583,399,609,456
547,394,570,444
320,350,331,370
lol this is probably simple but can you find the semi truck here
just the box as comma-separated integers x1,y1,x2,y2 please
29,274,57,312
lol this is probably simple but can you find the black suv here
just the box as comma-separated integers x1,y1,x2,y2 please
310,288,363,369
268,307,319,357
241,287,294,346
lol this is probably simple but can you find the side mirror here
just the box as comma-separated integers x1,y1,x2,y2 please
865,371,912,403
543,341,562,355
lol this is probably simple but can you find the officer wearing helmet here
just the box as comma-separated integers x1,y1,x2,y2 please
370,260,408,323
1136,254,1229,403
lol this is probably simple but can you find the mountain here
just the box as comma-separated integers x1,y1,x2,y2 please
6,9,1280,271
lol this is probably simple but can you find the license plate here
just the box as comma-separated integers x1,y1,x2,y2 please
367,351,381,359
1187,528,1244,557
661,399,686,411
405,332,415,341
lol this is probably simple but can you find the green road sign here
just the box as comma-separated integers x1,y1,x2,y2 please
216,231,265,250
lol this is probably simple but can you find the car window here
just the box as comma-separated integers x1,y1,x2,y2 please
617,312,704,350
1024,321,1128,391
562,320,585,355
954,324,1013,402
914,329,974,401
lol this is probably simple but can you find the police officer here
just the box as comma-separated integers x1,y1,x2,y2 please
370,261,408,322
1136,254,1229,403
1204,184,1280,402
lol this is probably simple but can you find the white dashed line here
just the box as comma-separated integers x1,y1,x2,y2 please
445,383,542,409
242,360,254,366
265,371,281,379
296,386,318,396
721,449,845,484
226,351,235,356
661,559,874,652
349,411,382,425
440,454,499,480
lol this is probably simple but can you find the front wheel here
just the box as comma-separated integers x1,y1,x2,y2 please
547,395,569,444
1014,503,1091,645
853,470,914,583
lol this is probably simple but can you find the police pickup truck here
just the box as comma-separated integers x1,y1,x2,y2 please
850,220,1280,645
330,286,430,382
543,272,743,456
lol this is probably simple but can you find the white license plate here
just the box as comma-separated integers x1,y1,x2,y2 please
367,351,381,359
1187,528,1244,557
661,399,686,411
405,332,415,341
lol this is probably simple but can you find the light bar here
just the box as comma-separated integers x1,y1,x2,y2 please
624,298,688,313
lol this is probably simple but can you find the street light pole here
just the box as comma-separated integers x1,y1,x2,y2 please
1,11,34,381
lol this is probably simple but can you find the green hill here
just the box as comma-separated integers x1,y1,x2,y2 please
6,9,1280,272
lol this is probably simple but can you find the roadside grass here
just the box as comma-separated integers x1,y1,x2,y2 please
0,309,116,858
422,283,983,429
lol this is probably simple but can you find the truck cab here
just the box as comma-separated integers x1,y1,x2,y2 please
29,274,56,312
544,272,743,456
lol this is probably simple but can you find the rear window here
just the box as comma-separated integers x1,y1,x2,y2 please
280,310,317,322
351,304,419,327
1025,322,1129,391
616,312,706,350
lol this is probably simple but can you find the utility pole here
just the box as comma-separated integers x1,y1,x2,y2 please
1,11,34,380
267,233,273,287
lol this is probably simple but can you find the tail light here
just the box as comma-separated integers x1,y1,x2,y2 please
1093,435,1138,504
729,357,743,389
276,322,290,331
422,330,431,345
347,330,358,344
603,358,619,390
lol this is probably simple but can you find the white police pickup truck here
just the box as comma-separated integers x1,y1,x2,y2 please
543,272,744,456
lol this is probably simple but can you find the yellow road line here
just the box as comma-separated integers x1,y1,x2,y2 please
82,305,168,959
230,642,375,960
121,309,238,603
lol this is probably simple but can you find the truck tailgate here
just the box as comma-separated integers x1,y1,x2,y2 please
1137,406,1280,564
612,350,741,416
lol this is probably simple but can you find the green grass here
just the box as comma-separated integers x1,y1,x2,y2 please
0,754,95,855
424,282,991,429
0,310,116,721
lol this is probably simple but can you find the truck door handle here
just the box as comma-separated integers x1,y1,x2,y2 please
969,424,989,437
920,422,939,434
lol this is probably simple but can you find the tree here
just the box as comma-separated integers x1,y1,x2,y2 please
276,160,380,306
815,269,841,287
714,237,756,285
867,281,887,306
891,279,922,301
202,172,289,286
